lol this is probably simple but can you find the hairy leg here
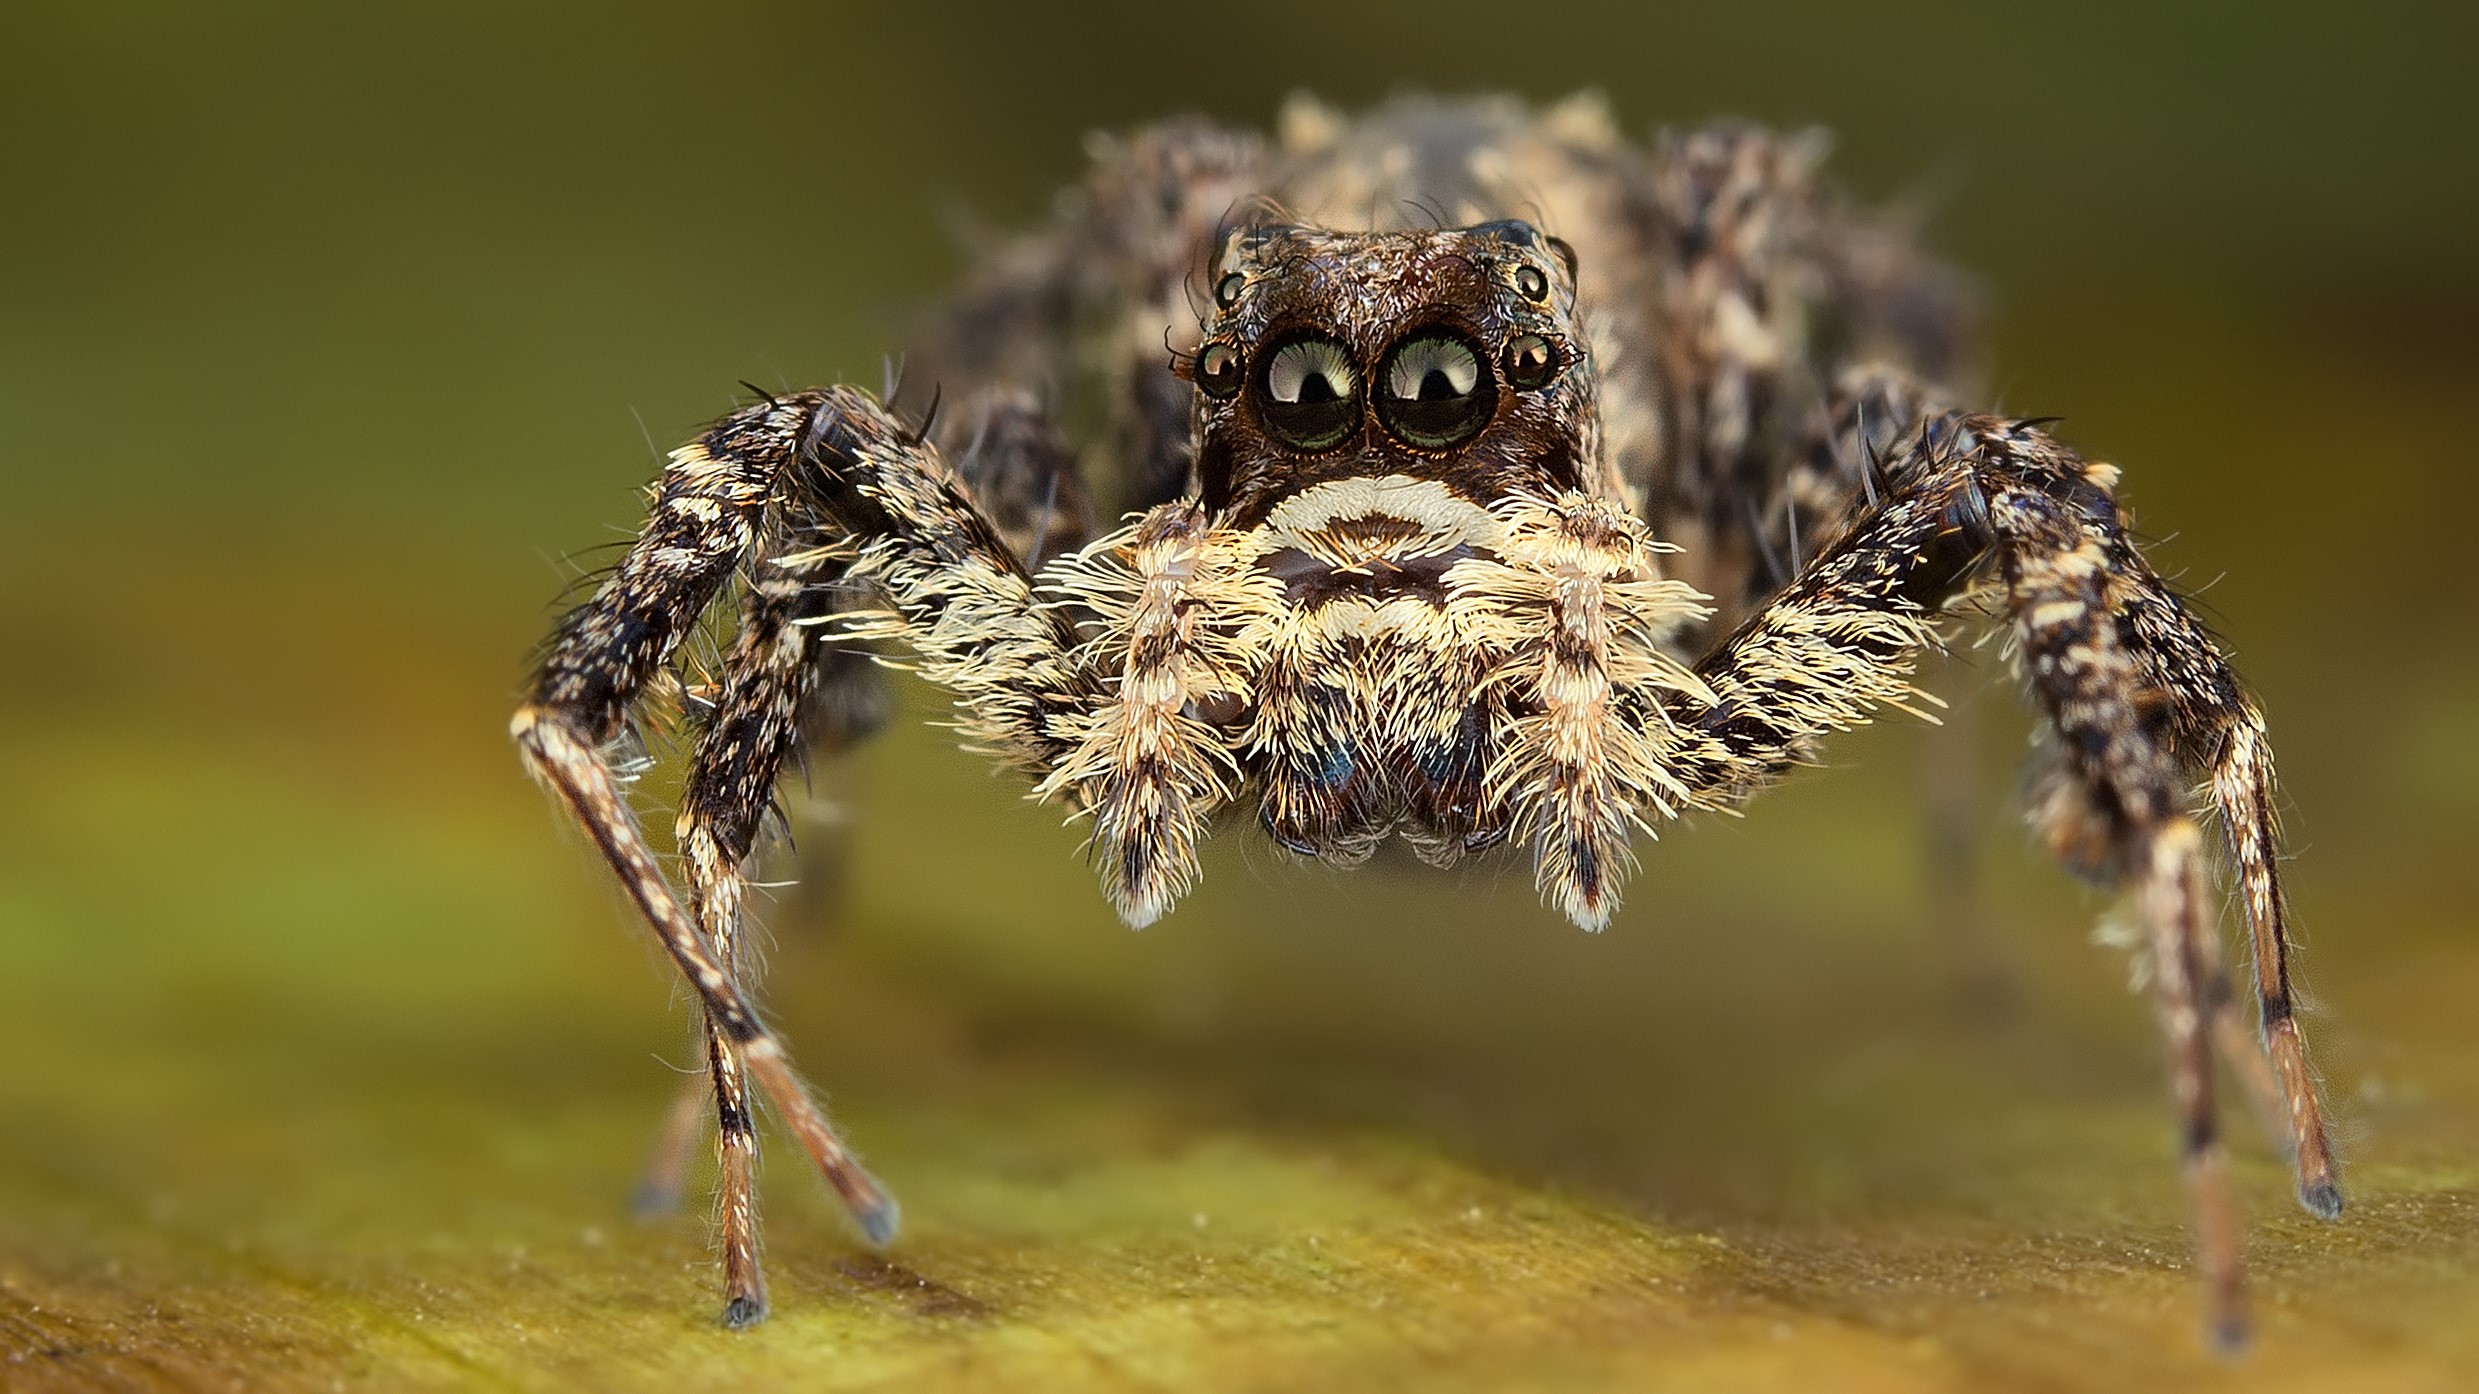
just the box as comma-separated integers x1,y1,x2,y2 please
1666,413,2337,1346
631,388,1096,1320
513,393,899,1324
671,551,862,1326
522,378,1123,1322
632,632,889,1216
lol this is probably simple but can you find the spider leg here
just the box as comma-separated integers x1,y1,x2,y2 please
817,404,1262,927
792,386,1104,781
629,389,1092,1235
628,388,1101,1312
514,393,899,1321
2136,583,2343,1218
2140,819,2248,1349
628,614,893,1234
671,553,867,1326
1667,413,2337,1348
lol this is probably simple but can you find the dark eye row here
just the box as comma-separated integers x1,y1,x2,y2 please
1196,329,1563,452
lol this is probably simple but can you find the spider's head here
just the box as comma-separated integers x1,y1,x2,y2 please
1181,220,1591,523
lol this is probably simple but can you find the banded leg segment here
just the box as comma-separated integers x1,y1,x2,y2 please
671,553,857,1327
632,604,890,1226
2109,520,2341,1215
1991,435,2337,1216
515,393,896,1322
2144,821,2249,1350
526,397,813,739
1666,413,2337,1347
629,392,1088,1265
512,713,895,1236
632,579,893,1210
1990,472,2255,1347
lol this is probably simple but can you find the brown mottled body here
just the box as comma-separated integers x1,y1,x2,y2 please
516,93,2334,1344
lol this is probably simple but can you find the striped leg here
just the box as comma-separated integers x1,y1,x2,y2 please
795,386,1102,785
515,678,898,1266
1991,473,2253,1349
630,621,888,1232
627,394,1088,1255
602,385,1107,1321
513,393,897,1326
672,558,859,1327
2123,569,2342,1218
1669,414,2339,1348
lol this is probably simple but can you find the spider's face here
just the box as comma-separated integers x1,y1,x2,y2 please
1100,218,1678,881
1184,221,1591,523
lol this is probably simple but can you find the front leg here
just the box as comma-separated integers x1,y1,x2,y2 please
1665,413,2337,1349
515,393,906,1324
795,386,1104,781
523,386,1118,1326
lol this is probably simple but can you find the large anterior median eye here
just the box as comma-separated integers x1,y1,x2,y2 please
1376,333,1495,449
1257,335,1361,450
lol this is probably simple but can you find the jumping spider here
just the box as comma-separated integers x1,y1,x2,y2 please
515,94,2339,1346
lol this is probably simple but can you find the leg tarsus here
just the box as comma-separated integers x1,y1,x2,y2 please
1672,412,2336,1350
705,1014,765,1321
2194,888,2341,1219
721,1294,769,1330
855,1194,902,1247
2298,1175,2346,1222
2207,719,2343,1217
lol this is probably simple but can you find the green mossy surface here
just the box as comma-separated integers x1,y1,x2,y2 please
4,5,2476,1390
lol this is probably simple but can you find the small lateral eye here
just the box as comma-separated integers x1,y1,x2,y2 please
1502,333,1560,390
1514,265,1549,301
1257,335,1361,450
1377,332,1495,449
1214,273,1246,307
1197,342,1244,398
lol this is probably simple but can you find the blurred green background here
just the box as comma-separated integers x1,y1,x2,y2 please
3,4,2475,1390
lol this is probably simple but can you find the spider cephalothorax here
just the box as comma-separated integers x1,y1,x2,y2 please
515,94,2340,1345
1026,220,1709,927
